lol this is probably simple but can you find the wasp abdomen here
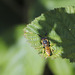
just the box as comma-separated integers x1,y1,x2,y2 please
41,37,51,56
45,46,51,56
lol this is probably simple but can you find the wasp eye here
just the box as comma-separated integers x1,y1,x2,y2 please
43,40,47,44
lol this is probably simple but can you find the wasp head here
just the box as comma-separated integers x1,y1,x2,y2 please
41,37,49,47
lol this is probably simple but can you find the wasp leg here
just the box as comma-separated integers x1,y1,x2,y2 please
50,46,54,55
35,45,44,49
35,46,45,54
50,43,56,46
39,45,45,53
42,48,45,53
40,45,45,54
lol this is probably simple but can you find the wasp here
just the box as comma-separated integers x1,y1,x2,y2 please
41,37,52,56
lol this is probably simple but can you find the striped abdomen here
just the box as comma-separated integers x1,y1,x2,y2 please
45,46,51,56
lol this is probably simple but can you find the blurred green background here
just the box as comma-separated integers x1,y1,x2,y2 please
0,0,75,75
0,0,47,75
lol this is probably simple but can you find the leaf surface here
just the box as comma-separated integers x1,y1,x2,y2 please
48,57,75,75
24,7,75,61
40,0,75,10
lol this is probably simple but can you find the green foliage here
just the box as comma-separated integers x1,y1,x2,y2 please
0,25,45,75
40,0,75,10
24,6,75,74
48,57,75,75
24,6,75,61
1,1,75,75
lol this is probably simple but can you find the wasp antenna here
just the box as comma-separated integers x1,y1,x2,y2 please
38,34,42,38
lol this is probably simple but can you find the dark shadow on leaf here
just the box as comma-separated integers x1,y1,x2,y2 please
43,62,53,75
38,8,75,62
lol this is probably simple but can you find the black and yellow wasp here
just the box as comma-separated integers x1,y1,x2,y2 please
41,37,52,56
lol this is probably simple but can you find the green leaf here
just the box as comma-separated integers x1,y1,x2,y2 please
24,7,75,61
40,0,75,10
1,37,45,75
48,57,74,75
